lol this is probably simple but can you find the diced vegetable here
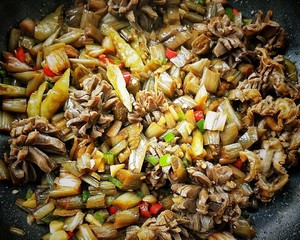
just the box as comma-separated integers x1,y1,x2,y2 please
159,154,172,167
194,110,204,122
139,202,151,218
27,81,47,117
128,137,149,173
0,83,26,97
15,47,25,62
165,48,178,59
101,26,144,71
204,111,227,131
196,119,205,133
164,132,175,143
191,129,204,156
82,190,90,203
41,68,70,119
103,152,115,165
145,155,159,166
112,192,142,210
106,62,132,112
34,5,63,41
150,203,164,215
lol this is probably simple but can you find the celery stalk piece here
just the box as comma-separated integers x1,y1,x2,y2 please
106,62,133,112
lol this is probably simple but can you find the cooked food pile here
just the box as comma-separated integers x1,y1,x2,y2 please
0,0,299,239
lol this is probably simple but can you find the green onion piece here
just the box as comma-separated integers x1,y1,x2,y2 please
196,119,205,133
225,7,234,20
46,172,56,190
182,157,189,167
104,152,115,165
196,0,205,5
136,190,144,198
108,176,123,189
2,77,13,85
161,57,167,65
159,154,172,167
82,190,90,203
0,68,7,78
73,236,79,240
94,212,105,223
178,112,185,121
47,81,54,88
145,155,159,166
25,188,33,200
164,132,175,143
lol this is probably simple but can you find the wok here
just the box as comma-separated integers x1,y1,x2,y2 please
0,0,299,239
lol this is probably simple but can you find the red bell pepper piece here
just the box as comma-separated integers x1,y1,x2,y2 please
139,202,151,218
122,71,131,85
232,8,239,15
150,203,163,215
43,65,56,77
233,158,243,170
67,231,75,238
194,110,204,122
99,54,114,64
108,206,118,215
165,48,178,59
15,47,26,63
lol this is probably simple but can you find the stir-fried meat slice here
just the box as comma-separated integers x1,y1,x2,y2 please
128,90,169,124
244,11,286,55
108,0,166,30
237,48,300,99
65,75,121,139
5,116,65,185
125,210,189,240
207,14,244,58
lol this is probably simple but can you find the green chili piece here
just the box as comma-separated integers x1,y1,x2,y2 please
196,119,205,133
225,7,234,21
164,132,175,143
159,154,172,167
82,190,90,203
94,212,106,223
145,155,159,166
104,152,115,165
25,188,34,199
108,176,123,189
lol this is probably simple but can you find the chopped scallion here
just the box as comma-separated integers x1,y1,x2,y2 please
159,154,172,167
164,132,175,143
182,157,189,167
25,188,33,200
104,152,115,165
136,190,144,198
161,57,167,65
82,190,90,203
178,112,185,121
94,212,105,223
225,7,235,21
145,155,159,166
108,176,123,189
196,0,205,5
196,119,205,133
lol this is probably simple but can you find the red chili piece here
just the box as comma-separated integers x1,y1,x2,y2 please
122,71,131,85
99,54,114,64
15,47,26,63
194,110,204,122
232,8,239,15
67,231,75,238
108,206,118,215
43,65,56,77
150,203,164,215
165,48,178,59
139,202,151,218
233,158,243,170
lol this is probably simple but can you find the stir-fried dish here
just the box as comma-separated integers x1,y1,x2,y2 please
0,0,299,239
